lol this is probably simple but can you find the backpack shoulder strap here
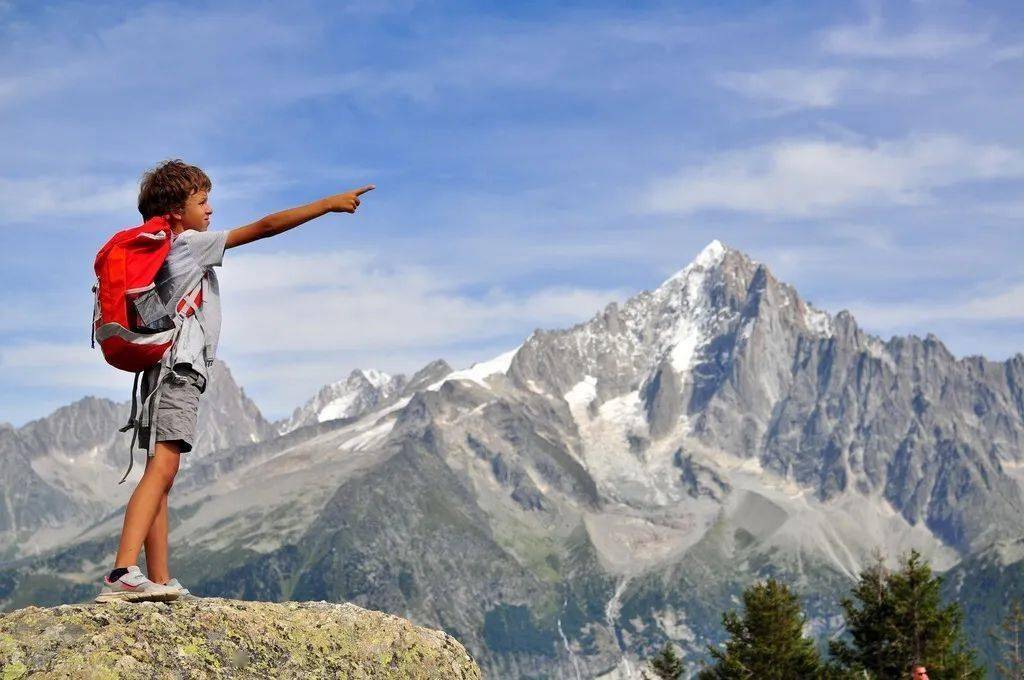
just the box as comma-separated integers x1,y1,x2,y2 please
116,363,169,485
117,371,142,484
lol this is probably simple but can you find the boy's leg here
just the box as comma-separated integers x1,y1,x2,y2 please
143,484,171,584
114,440,180,569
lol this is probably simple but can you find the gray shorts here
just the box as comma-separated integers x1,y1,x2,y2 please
139,366,205,455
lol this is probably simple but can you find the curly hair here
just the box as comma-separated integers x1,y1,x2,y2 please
137,159,212,220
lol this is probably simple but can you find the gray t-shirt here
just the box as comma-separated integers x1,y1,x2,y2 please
152,229,227,390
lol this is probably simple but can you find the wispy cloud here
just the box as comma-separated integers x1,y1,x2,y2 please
714,67,948,115
841,283,1024,328
0,175,137,222
990,43,1024,65
642,134,1024,218
0,342,127,391
219,249,629,353
716,68,849,111
820,11,988,59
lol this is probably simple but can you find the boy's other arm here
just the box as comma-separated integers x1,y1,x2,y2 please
225,185,375,249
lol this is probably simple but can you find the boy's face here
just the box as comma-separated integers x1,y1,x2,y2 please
171,189,212,232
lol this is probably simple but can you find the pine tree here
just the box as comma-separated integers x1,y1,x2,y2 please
992,600,1024,680
829,550,983,679
647,643,685,680
697,577,822,679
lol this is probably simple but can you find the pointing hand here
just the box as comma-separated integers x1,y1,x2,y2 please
326,185,375,213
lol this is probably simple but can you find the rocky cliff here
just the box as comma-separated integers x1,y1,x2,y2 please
0,598,481,679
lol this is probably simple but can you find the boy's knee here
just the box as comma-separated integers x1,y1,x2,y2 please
145,450,179,489
146,464,176,489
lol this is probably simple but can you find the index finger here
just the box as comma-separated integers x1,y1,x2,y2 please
353,184,375,196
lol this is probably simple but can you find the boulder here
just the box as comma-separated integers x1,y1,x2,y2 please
0,597,481,679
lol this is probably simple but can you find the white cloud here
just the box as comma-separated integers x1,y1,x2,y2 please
642,134,1024,218
714,67,945,115
0,176,138,222
218,249,628,353
821,12,988,59
221,251,448,295
716,69,849,110
990,44,1024,64
841,283,1024,328
0,342,127,390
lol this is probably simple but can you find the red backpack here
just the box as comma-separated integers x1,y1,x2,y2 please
91,215,204,483
91,216,177,371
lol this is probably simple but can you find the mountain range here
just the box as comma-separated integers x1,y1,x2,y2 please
2,240,1022,678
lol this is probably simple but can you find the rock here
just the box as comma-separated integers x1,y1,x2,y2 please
0,597,481,679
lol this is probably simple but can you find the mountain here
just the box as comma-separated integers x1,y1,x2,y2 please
0,360,275,562
278,362,455,435
195,360,279,452
509,240,1024,555
2,241,1022,678
279,368,409,434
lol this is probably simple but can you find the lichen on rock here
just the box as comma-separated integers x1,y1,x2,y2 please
0,597,481,679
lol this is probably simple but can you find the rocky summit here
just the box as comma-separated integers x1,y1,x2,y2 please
0,597,481,679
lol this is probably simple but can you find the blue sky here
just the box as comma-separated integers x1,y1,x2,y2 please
1,0,1022,426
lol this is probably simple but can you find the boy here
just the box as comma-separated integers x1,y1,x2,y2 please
96,159,373,602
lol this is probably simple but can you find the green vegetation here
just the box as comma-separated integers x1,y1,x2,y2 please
482,604,553,656
695,577,822,679
992,600,1024,679
647,643,685,679
644,550,986,679
829,550,983,679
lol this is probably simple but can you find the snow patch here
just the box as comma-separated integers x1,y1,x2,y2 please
339,419,395,452
358,368,392,389
656,241,727,374
665,240,727,284
564,375,598,409
804,305,834,337
695,239,727,268
429,346,520,390
281,368,402,434
563,382,664,503
669,316,700,374
318,391,362,422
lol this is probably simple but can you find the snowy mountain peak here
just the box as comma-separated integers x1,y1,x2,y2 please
280,368,408,434
430,346,521,390
694,238,727,269
662,239,732,289
508,238,844,427
354,368,393,390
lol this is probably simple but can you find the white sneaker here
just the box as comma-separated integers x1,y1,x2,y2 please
95,565,180,603
163,578,198,600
